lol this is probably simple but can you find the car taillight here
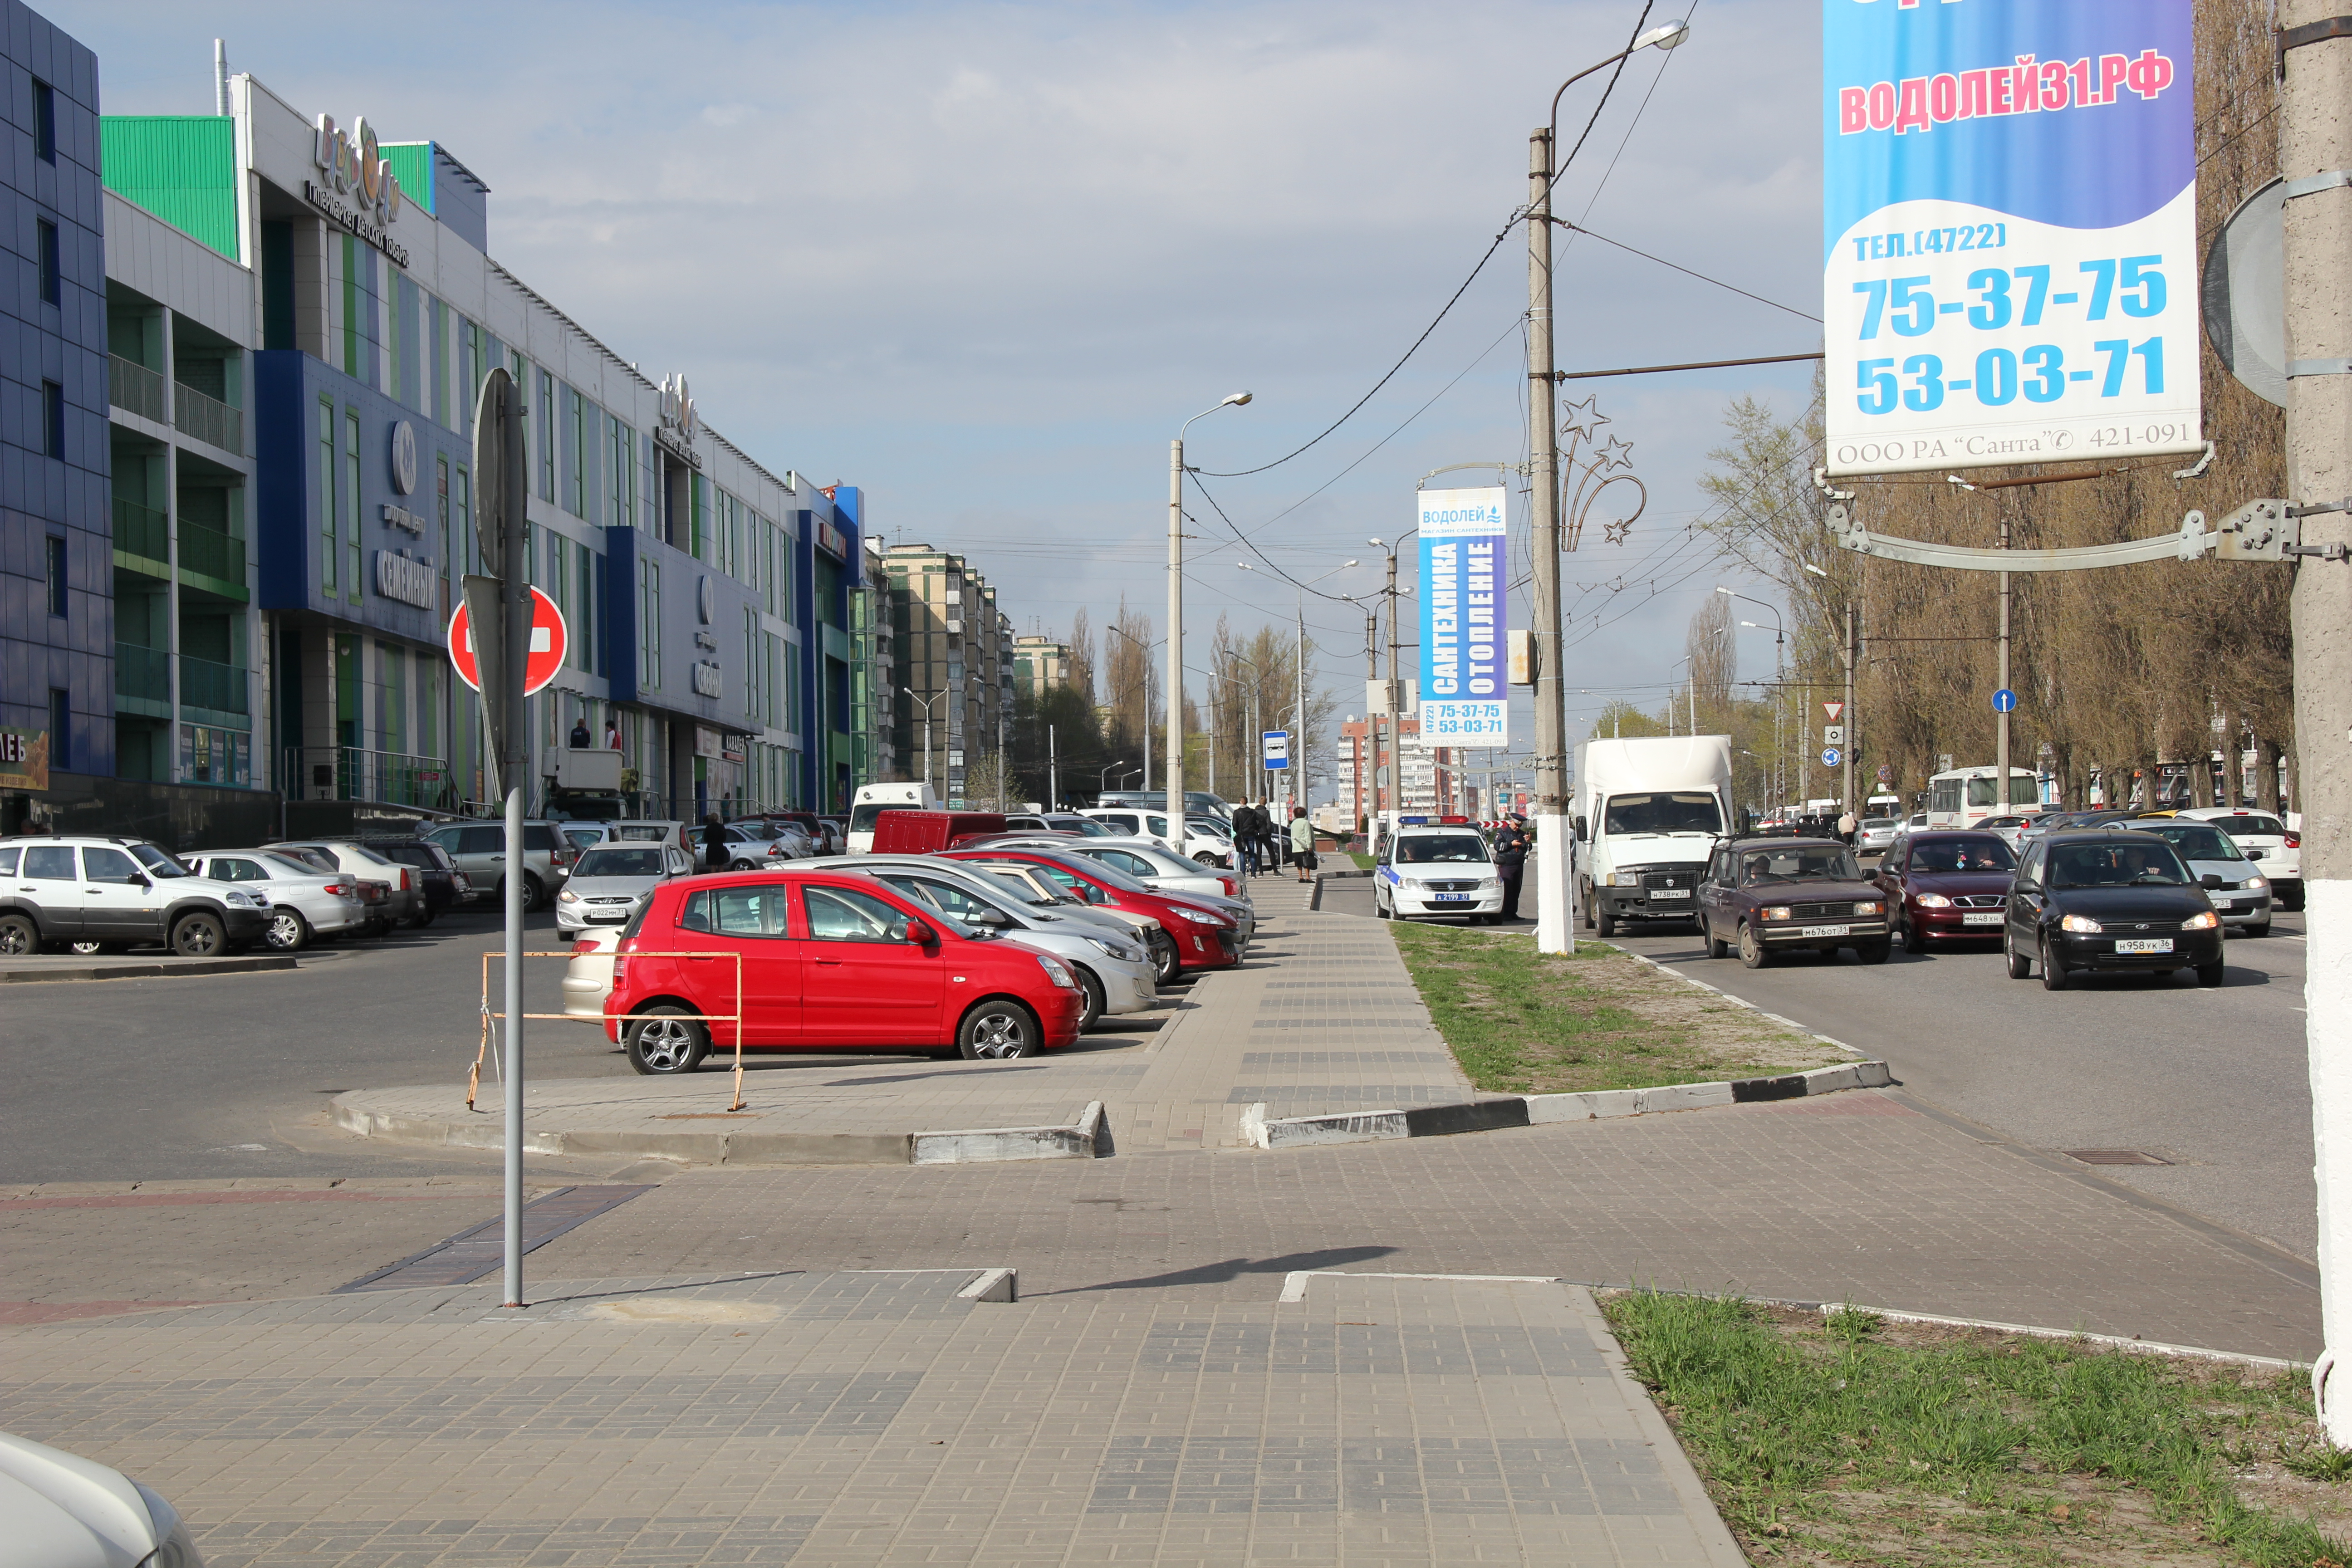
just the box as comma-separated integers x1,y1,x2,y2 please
2288,831,2302,849
1219,876,1237,897
400,868,412,891
328,880,350,896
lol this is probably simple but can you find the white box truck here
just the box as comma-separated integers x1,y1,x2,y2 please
1572,735,1734,937
847,781,941,853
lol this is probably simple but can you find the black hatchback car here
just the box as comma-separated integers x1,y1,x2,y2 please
2004,831,2224,990
1696,836,1891,968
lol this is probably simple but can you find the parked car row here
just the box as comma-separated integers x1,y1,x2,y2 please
562,833,1258,1072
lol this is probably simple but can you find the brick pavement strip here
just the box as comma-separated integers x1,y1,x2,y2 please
0,1268,1743,1568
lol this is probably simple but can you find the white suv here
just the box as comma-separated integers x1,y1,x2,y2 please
2174,807,2302,911
0,837,270,956
1375,824,1504,922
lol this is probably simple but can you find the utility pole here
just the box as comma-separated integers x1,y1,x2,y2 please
1048,723,1058,810
1364,603,1381,830
1386,547,1403,815
1527,122,1571,955
1296,598,1308,813
2284,0,2352,1443
1843,603,1857,819
1166,433,1183,830
1996,510,2013,815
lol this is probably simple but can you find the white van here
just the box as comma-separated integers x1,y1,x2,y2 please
846,782,941,853
1572,735,1734,937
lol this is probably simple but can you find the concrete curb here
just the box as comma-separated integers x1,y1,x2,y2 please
331,1096,1113,1168
1239,1060,1895,1150
1611,945,1872,1060
0,954,299,984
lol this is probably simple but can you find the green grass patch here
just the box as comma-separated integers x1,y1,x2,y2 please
1389,924,1841,1095
1605,1289,2350,1567
1348,850,1376,870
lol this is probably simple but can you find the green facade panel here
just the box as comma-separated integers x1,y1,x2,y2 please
100,117,239,260
380,143,434,213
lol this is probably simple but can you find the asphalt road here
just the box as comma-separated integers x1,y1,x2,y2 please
1318,872,2317,1264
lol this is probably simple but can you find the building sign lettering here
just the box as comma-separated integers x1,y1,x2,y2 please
374,549,436,609
0,726,48,791
653,374,702,467
691,661,724,699
382,503,426,537
309,113,410,268
815,519,849,561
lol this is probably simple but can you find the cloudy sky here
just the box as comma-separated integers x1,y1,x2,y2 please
57,0,1824,771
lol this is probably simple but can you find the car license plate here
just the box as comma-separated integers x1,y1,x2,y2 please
1650,888,1690,899
1800,924,1851,938
2212,897,2235,908
1432,894,1470,903
1962,912,2002,926
2115,938,2174,955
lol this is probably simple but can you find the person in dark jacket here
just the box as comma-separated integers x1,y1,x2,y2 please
1231,802,1263,876
702,813,728,872
1493,814,1530,921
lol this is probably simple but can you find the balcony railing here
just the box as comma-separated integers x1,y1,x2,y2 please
283,745,459,810
178,523,245,589
174,382,243,454
113,497,168,563
115,643,168,704
109,354,167,424
179,654,249,716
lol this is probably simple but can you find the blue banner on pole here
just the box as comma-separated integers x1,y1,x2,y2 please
1417,486,1509,746
1823,0,2200,476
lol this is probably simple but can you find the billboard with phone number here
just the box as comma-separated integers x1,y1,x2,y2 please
1416,487,1509,747
1823,0,2199,476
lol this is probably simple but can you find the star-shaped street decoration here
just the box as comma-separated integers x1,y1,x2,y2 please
1603,517,1636,546
1594,434,1636,473
1560,395,1610,444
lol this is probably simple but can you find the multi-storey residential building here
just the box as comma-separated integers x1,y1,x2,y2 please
1013,636,1069,701
0,10,879,840
879,544,1014,804
850,536,895,790
1338,715,1453,819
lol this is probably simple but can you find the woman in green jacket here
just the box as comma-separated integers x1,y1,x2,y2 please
1288,808,1316,883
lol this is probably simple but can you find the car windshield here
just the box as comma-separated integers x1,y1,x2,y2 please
2141,824,2242,862
978,867,1059,904
1862,818,1895,830
576,847,664,877
1026,853,1150,893
2048,841,2193,888
1045,815,1114,836
1395,834,1490,864
1908,838,2015,872
1604,792,1722,835
1740,846,1862,884
1093,845,1195,878
127,843,194,877
260,852,325,877
2211,815,2284,837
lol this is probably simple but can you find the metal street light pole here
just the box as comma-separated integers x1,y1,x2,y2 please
1108,623,1159,793
1168,392,1253,834
902,687,944,793
1719,586,1786,818
1527,16,1692,956
1238,557,1356,813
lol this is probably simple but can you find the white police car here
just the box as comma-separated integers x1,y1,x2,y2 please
1373,823,1504,923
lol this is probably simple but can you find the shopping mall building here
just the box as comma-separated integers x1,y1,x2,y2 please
1,0,873,841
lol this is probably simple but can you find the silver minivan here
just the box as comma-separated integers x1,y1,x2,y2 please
423,820,576,911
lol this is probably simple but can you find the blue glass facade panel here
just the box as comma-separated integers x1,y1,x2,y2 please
602,524,759,729
0,0,106,777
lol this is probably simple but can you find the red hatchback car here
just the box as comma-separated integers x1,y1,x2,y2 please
1872,830,2019,951
942,848,1243,975
606,870,1085,1073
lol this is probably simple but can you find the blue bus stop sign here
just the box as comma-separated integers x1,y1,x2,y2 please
1992,688,2018,713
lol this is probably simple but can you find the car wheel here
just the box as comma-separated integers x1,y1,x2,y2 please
1737,921,1772,970
1375,890,1392,920
2283,887,2306,912
405,907,436,929
1900,913,1927,954
521,875,546,913
2197,957,2227,988
265,908,310,952
958,998,1039,1060
1704,918,1730,960
1595,902,1617,938
1074,968,1105,1032
1193,853,1218,865
1150,938,1181,986
0,914,35,957
2005,930,2031,979
2244,920,2272,938
2039,935,2068,991
1854,939,1891,965
1581,889,1596,931
627,1007,710,1074
170,911,227,958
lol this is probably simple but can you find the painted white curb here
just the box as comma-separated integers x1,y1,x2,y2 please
911,1101,1108,1165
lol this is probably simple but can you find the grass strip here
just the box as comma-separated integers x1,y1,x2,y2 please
1389,924,1840,1095
1605,1289,2351,1567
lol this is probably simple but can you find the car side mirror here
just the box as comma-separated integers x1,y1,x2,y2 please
1573,816,1588,841
972,906,1014,928
902,918,936,946
2201,872,2226,889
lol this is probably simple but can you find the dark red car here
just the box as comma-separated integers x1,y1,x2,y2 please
1872,830,2018,951
605,869,1085,1072
942,848,1242,977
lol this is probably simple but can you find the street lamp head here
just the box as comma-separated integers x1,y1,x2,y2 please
1803,563,1831,578
1714,585,1733,598
1740,620,1764,630
1236,561,1253,571
1222,391,1253,407
1367,536,1384,549
1343,558,1359,568
1635,19,1690,51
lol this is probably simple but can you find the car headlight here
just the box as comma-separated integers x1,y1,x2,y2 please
2061,914,2103,934
1034,952,1079,990
1853,901,1883,915
1086,936,1142,962
1913,893,1952,909
1761,906,1793,921
2245,875,2267,890
2182,910,2220,931
1607,871,1640,887
133,1480,202,1568
1176,907,1224,925
1479,878,1500,890
224,890,257,908
558,889,580,903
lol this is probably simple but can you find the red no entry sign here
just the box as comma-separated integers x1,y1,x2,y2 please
448,586,568,696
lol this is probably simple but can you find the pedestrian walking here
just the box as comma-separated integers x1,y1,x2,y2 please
1289,807,1316,883
1837,808,1858,845
1232,801,1262,876
568,716,592,749
1257,802,1283,875
702,812,728,872
1494,814,1530,921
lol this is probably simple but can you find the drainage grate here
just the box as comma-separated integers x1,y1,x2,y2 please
2063,1149,2173,1166
333,1185,654,1291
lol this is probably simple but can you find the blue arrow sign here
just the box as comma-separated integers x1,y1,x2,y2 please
1992,688,2018,713
1821,746,1844,768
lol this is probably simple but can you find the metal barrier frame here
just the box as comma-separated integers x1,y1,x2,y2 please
471,949,749,1112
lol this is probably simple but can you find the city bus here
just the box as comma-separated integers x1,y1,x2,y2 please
1925,766,2044,829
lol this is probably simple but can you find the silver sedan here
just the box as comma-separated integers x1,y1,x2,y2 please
182,849,369,951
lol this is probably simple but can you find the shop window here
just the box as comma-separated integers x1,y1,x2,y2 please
318,398,337,593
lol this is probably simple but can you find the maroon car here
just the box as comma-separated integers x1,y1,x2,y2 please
1873,831,2017,951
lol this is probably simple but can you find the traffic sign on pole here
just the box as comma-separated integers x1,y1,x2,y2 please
1821,746,1844,768
1823,725,1846,747
449,587,568,698
1262,730,1291,770
1823,700,1845,721
1991,687,2019,713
